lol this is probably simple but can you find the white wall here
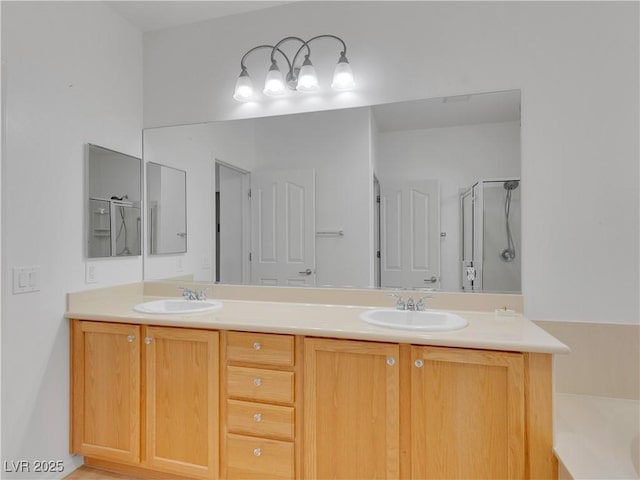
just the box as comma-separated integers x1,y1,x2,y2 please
253,108,372,287
377,121,521,291
1,2,143,476
143,1,639,325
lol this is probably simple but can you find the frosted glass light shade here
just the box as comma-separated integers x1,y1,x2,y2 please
233,72,254,102
331,54,355,91
296,60,319,93
263,64,286,97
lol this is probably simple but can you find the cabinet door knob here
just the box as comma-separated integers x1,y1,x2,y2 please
253,448,262,457
253,378,262,387
253,342,262,350
414,359,424,368
144,337,152,345
253,413,262,422
127,335,135,343
386,357,396,366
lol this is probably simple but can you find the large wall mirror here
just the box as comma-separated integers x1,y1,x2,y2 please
86,144,142,258
147,162,187,255
143,89,521,293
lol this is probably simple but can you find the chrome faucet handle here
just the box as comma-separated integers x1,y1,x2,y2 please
406,297,415,311
178,287,197,300
415,295,433,311
196,288,210,301
387,293,405,310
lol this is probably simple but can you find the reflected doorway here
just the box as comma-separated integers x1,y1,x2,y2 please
215,161,251,284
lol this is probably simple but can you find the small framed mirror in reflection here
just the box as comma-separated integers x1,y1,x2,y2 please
147,162,187,255
86,144,142,258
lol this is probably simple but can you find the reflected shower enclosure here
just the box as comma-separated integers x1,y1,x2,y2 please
86,144,142,258
460,179,521,292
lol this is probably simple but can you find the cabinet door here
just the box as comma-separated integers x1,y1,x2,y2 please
304,338,400,479
411,346,525,479
71,320,141,464
144,326,219,479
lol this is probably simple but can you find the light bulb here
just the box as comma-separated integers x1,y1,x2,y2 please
331,52,355,91
233,68,254,102
296,56,319,93
263,61,286,97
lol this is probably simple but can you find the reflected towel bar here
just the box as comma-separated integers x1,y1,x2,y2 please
316,230,344,237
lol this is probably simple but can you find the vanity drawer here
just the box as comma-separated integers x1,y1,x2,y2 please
227,399,294,441
227,366,294,404
226,331,294,367
226,434,294,480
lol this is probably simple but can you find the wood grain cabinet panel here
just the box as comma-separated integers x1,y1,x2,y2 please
226,331,294,366
303,337,400,479
226,433,294,480
144,326,219,479
410,346,525,479
227,399,294,441
71,321,141,464
227,366,294,404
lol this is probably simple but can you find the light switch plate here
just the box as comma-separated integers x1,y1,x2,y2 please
85,263,98,284
12,266,40,294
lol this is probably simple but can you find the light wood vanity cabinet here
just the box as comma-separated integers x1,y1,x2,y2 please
303,338,554,480
71,320,219,479
221,331,301,480
72,321,553,480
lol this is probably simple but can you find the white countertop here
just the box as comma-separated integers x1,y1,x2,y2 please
555,393,640,479
66,288,569,354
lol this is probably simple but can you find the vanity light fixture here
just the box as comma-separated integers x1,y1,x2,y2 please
233,35,355,102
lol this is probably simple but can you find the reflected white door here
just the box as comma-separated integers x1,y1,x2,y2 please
250,169,316,286
217,163,250,284
380,180,440,289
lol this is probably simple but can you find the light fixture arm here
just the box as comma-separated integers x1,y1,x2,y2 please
239,44,293,73
291,34,348,69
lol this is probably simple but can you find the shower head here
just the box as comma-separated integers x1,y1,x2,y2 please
503,180,519,191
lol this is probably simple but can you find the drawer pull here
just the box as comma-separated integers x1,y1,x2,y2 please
144,337,152,345
253,378,262,387
253,413,262,422
253,342,262,350
127,335,135,343
253,448,262,457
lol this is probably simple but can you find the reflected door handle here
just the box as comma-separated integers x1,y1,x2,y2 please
424,276,438,283
176,232,187,238
299,268,313,276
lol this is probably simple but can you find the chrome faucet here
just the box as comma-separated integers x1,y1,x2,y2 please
179,287,208,301
388,293,433,311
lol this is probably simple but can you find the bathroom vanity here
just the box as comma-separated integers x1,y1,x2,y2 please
67,284,568,479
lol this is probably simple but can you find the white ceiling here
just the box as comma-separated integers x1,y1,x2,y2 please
372,90,521,132
107,1,290,32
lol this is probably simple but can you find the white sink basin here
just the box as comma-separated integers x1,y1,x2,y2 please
360,308,468,331
133,299,223,315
